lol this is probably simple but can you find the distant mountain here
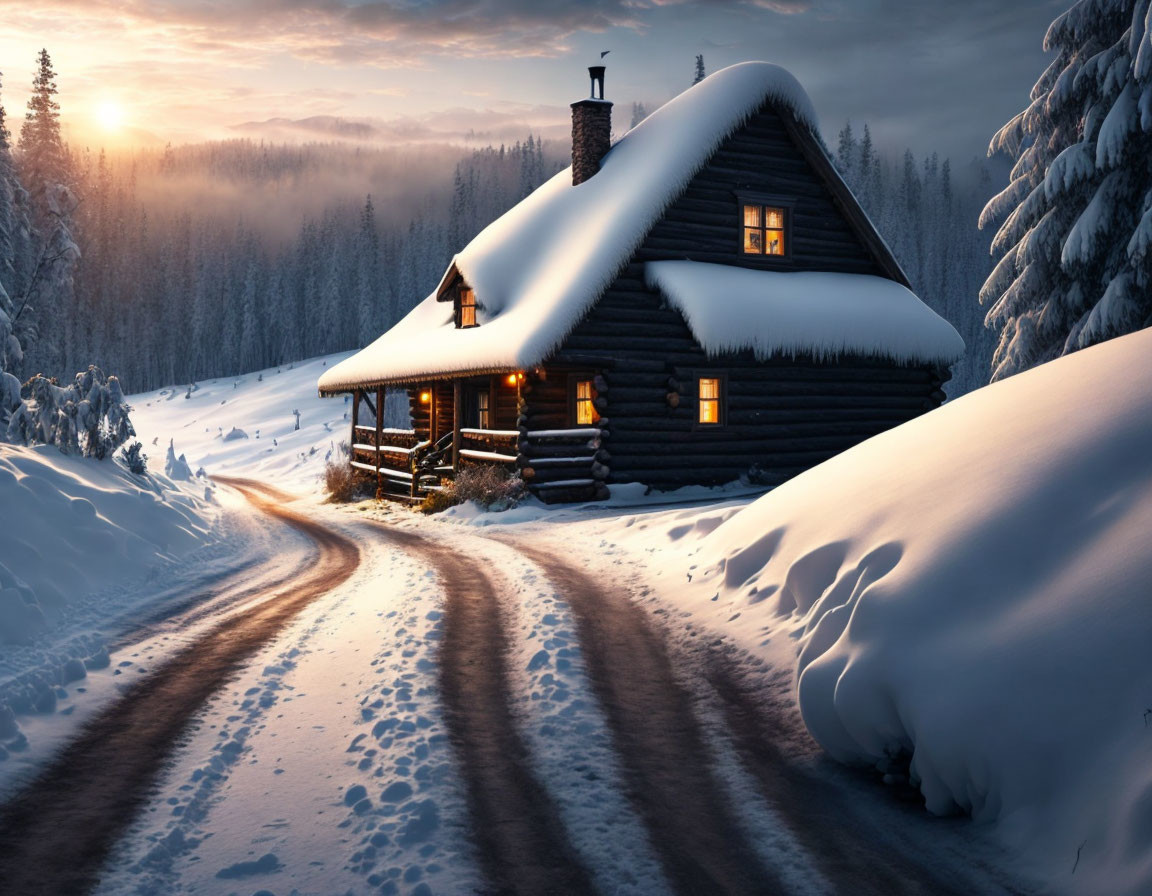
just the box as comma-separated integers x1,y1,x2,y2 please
230,116,380,142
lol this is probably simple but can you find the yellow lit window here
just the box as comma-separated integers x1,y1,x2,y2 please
575,379,598,425
741,204,786,256
699,377,720,424
458,287,477,327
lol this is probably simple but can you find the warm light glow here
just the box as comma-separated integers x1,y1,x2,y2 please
575,379,598,425
420,390,431,403
699,377,720,424
506,374,518,386
95,99,125,133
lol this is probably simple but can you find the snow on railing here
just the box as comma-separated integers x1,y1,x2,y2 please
523,428,601,439
459,448,517,463
460,428,519,438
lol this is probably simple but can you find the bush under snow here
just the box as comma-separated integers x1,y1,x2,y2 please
676,328,1152,895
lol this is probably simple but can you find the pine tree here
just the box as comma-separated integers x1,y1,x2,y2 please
356,195,382,343
16,49,79,380
693,55,706,85
19,51,67,192
0,70,29,374
630,103,649,129
980,0,1152,380
835,121,856,180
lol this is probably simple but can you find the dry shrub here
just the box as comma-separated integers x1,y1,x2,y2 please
324,447,361,503
419,463,526,514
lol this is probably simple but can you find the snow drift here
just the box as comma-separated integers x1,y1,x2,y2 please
687,328,1152,894
0,445,210,646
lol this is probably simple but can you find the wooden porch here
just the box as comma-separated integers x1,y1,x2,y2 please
348,368,611,503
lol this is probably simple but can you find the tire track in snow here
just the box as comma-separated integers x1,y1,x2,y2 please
368,523,595,896
474,537,673,895
499,537,782,896
0,477,360,895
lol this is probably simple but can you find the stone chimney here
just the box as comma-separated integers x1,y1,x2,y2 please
571,65,612,185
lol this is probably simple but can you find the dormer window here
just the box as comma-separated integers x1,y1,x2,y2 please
457,287,477,328
741,202,788,256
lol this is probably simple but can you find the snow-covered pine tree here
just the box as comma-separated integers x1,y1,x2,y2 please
693,55,706,85
355,195,383,344
630,103,649,129
836,122,856,183
0,71,31,376
980,0,1152,380
17,49,79,380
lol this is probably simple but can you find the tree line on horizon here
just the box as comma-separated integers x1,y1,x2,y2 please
5,9,1151,408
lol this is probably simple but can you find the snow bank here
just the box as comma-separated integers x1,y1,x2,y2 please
645,262,964,365
319,62,823,391
677,328,1152,894
0,445,210,647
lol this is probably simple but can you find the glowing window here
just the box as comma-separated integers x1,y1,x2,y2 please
458,287,477,327
575,380,598,425
699,377,721,424
742,204,786,256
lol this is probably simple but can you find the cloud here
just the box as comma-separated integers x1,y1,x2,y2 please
0,0,810,66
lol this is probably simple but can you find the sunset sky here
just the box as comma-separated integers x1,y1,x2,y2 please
0,0,1064,160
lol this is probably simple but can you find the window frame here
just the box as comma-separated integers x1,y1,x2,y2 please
735,193,793,263
694,372,727,428
475,388,490,429
456,285,478,328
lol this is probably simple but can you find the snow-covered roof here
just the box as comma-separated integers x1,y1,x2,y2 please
644,262,964,366
319,62,827,392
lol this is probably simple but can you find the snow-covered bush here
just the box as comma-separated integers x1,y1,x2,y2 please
4,365,135,457
981,0,1152,379
118,441,147,475
164,439,192,481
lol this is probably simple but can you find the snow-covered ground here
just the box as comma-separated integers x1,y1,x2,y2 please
130,352,363,496
449,328,1148,895
2,331,1149,894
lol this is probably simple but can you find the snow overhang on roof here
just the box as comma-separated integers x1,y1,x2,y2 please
644,261,964,366
318,63,831,394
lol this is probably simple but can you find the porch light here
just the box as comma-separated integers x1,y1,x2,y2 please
506,372,524,386
420,390,431,403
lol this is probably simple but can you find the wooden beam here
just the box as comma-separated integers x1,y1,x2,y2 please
375,386,384,492
351,390,360,462
452,379,463,472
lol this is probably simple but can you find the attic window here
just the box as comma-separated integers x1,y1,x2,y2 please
742,204,787,256
457,287,477,328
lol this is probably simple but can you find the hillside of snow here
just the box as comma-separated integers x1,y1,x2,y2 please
129,352,408,495
0,446,212,648
632,328,1152,895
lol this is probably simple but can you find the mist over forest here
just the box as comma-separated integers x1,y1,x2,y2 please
1,53,1004,398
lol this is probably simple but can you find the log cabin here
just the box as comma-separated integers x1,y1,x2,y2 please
318,62,964,504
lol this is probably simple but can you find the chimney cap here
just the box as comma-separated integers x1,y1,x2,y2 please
587,65,606,100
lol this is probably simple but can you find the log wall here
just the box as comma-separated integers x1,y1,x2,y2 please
546,100,949,491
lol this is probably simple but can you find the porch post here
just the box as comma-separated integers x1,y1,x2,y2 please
375,385,384,492
351,389,360,460
452,379,463,472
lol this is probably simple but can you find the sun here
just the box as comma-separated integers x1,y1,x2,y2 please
95,99,124,133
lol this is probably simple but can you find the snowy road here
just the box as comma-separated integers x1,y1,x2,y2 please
0,479,361,895
0,479,1029,895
